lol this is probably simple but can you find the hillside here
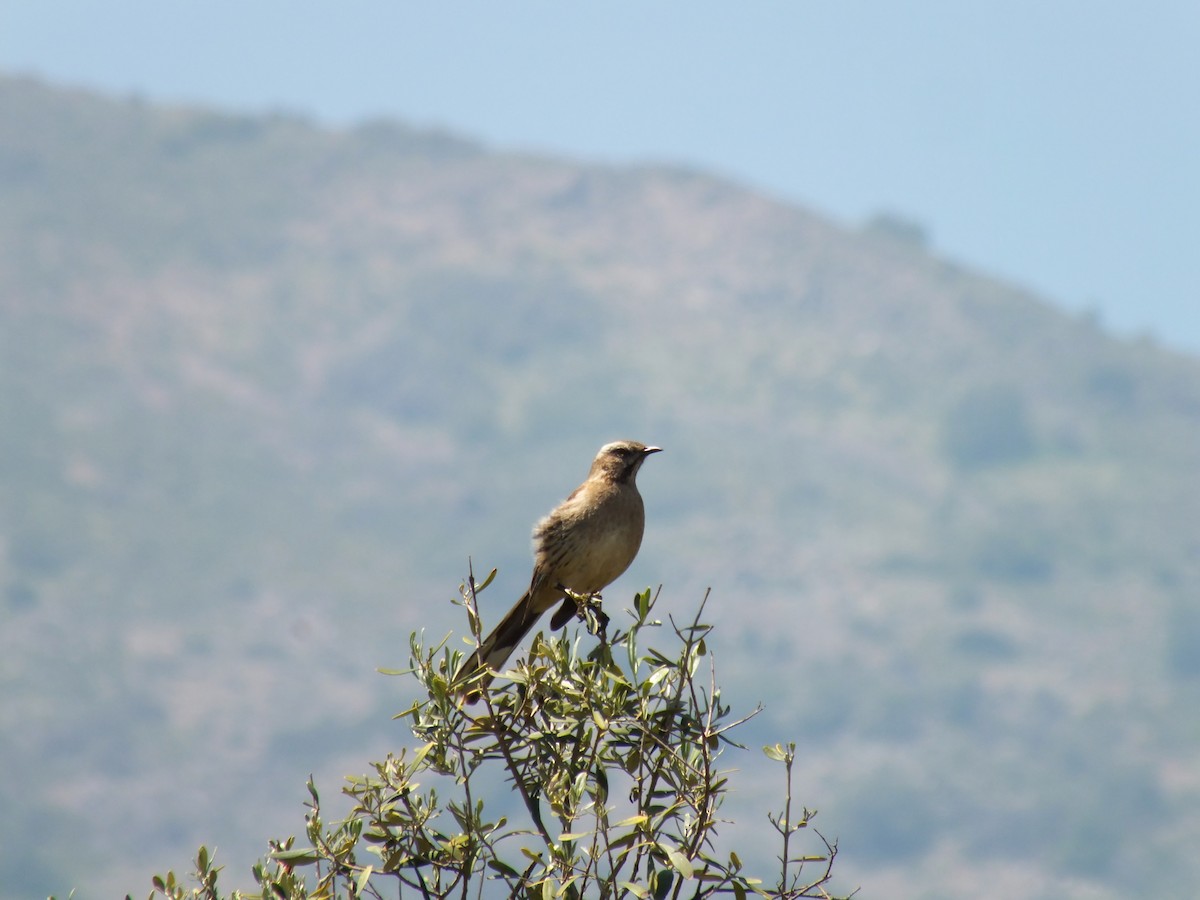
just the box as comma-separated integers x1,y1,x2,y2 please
2,75,1199,899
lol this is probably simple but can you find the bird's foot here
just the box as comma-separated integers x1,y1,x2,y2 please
562,588,609,641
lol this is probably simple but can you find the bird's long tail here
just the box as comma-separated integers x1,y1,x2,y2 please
458,590,544,702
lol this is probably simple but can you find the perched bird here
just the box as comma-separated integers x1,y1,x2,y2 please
459,440,661,701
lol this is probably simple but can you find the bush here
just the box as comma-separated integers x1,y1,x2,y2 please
137,572,850,900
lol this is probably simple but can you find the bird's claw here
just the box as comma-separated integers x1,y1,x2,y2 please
562,588,609,641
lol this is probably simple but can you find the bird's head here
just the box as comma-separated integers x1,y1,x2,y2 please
590,440,662,484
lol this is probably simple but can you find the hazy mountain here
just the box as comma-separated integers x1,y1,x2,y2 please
2,74,1198,899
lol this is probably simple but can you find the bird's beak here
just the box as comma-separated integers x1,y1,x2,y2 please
644,446,663,455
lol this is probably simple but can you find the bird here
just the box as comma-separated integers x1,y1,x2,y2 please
458,440,661,702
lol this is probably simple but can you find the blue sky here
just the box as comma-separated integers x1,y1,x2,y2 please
4,1,1198,351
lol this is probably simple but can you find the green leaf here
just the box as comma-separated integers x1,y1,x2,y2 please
411,741,435,768
608,831,645,853
270,848,321,865
615,814,648,827
647,666,671,686
653,869,675,900
476,567,498,591
762,743,788,762
558,831,589,842
487,858,522,878
593,764,609,803
664,846,694,879
355,865,374,895
619,882,649,899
